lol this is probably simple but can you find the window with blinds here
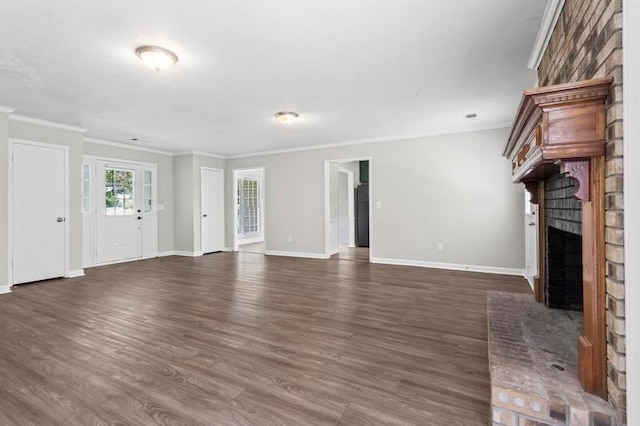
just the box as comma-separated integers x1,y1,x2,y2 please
237,177,261,236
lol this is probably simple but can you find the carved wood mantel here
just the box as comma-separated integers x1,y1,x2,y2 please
503,78,612,398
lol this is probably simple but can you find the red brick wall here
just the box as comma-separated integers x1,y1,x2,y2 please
538,0,625,420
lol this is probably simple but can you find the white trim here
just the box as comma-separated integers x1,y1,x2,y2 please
83,154,157,168
174,251,203,257
371,257,526,277
8,139,71,285
624,0,639,422
157,250,176,257
0,285,11,295
174,150,226,159
84,137,174,156
0,106,15,114
9,114,87,133
265,250,329,260
66,269,85,278
527,0,565,70
223,247,234,252
238,235,264,245
86,257,151,268
227,122,511,159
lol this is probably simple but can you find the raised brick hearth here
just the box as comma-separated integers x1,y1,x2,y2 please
488,292,618,425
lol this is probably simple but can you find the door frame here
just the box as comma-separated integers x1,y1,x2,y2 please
8,138,70,286
200,166,225,254
232,167,266,251
83,155,158,267
324,157,373,260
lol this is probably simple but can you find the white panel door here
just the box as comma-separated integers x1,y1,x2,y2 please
96,161,143,263
525,210,538,287
13,142,66,284
201,168,224,253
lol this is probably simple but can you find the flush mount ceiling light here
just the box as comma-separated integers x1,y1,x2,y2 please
275,111,299,126
135,45,178,71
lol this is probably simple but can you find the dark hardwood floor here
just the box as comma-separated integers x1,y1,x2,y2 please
0,252,530,425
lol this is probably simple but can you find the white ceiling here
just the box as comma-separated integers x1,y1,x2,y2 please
0,0,547,157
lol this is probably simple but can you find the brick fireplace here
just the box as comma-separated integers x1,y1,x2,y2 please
496,78,616,424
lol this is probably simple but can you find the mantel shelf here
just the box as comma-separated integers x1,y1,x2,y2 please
503,78,612,184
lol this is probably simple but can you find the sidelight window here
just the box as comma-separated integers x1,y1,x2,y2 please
82,163,91,213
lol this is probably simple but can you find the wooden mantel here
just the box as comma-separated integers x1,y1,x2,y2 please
503,78,612,399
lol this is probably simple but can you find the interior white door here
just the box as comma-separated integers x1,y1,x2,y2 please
201,168,224,253
525,210,538,287
96,160,143,263
13,142,66,284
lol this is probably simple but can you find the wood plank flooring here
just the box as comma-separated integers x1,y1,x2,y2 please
0,252,530,425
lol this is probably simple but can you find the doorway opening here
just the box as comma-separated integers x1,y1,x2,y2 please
233,167,265,254
324,158,371,262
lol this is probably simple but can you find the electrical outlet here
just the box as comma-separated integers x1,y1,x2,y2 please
437,243,444,251
287,236,293,243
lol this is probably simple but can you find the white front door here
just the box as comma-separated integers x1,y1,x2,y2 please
12,142,67,284
96,160,143,263
201,168,224,253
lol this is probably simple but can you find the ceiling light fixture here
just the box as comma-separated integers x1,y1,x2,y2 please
275,111,299,126
135,45,178,71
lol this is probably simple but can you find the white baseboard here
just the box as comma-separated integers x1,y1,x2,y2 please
370,257,526,277
174,251,203,257
157,250,176,257
0,285,12,295
265,250,330,260
66,269,85,278
238,236,264,245
223,247,234,252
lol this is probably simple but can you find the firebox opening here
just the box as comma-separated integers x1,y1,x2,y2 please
546,226,583,312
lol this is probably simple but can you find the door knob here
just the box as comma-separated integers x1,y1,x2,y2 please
203,214,208,217
56,217,64,222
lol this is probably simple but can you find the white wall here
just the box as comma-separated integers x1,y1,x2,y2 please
9,119,85,275
173,153,225,254
0,112,9,292
83,142,175,254
624,0,639,422
226,127,525,273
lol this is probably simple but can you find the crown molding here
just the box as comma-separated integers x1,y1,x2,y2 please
226,122,511,159
0,105,16,114
528,0,565,70
9,114,87,133
174,150,227,159
83,137,174,156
